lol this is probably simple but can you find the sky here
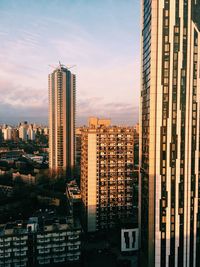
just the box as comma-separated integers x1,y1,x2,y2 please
0,0,140,126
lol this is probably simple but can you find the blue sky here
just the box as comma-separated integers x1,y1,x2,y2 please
0,0,140,125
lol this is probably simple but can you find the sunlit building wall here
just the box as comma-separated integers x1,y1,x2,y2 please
48,65,75,174
81,119,134,232
2,126,13,141
140,0,200,266
19,125,27,141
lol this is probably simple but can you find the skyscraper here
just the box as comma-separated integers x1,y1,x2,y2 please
49,64,75,175
81,118,134,232
140,1,200,266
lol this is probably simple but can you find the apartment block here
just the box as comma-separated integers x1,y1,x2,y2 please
0,216,81,267
81,118,134,232
0,222,29,267
35,217,81,265
48,64,75,175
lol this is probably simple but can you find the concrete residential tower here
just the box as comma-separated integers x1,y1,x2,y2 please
81,118,134,232
49,64,75,174
140,0,200,266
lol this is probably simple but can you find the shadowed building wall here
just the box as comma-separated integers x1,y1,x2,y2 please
140,0,200,266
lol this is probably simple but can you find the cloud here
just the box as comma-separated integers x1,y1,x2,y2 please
0,79,139,125
0,79,47,108
77,97,139,126
0,0,140,126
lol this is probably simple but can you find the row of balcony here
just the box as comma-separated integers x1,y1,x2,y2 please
37,251,81,259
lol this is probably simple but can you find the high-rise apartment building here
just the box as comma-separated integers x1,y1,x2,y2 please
2,125,13,141
19,126,28,141
81,118,134,232
140,1,200,266
27,125,36,141
49,65,75,174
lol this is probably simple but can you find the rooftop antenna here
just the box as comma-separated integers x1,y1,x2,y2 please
59,62,76,71
48,64,57,69
48,63,77,71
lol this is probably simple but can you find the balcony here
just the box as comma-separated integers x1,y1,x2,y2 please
68,235,79,241
0,252,10,258
54,257,65,263
68,245,80,251
39,259,50,265
52,237,65,242
14,251,26,257
52,247,65,253
37,239,50,243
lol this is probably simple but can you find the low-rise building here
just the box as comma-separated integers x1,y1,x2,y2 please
12,172,36,184
36,217,81,265
66,180,81,203
66,180,81,219
0,215,81,267
2,126,13,141
0,222,29,267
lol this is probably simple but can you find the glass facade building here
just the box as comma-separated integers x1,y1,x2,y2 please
140,0,200,266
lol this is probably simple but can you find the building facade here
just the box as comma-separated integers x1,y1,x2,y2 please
48,65,75,174
35,218,81,265
81,118,134,232
140,0,200,266
0,217,81,267
0,223,29,267
2,126,13,141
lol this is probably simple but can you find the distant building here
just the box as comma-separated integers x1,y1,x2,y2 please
12,172,36,184
0,129,3,144
2,126,13,141
49,64,76,175
43,127,49,136
88,117,111,128
81,118,135,232
75,128,82,179
12,129,19,142
19,125,27,141
27,126,35,141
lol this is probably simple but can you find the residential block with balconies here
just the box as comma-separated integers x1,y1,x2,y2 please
0,215,81,267
80,118,135,232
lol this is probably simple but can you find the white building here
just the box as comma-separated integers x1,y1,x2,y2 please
27,127,36,141
19,125,27,141
2,126,12,140
140,1,200,266
49,64,75,174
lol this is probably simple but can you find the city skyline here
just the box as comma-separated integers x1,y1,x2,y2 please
0,0,140,126
1,1,200,267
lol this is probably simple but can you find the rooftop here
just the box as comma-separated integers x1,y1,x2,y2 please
66,180,81,201
0,210,81,237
